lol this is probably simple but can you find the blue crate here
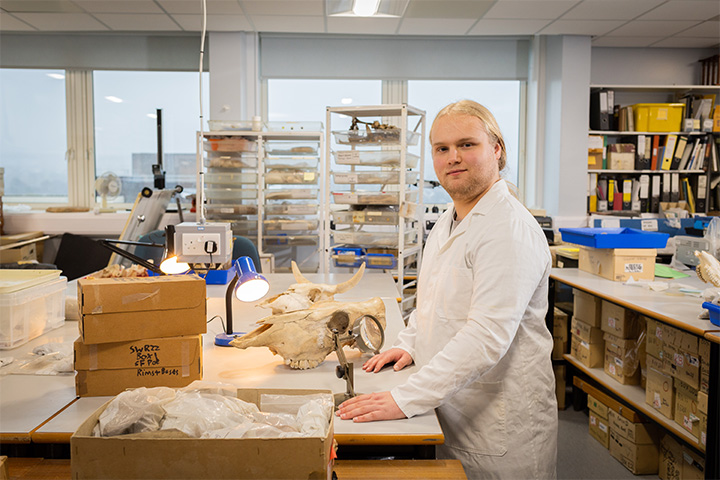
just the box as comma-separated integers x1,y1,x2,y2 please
365,253,397,269
702,302,720,328
559,227,669,249
333,247,364,268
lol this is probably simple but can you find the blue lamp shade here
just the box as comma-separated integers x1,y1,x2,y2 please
233,257,269,302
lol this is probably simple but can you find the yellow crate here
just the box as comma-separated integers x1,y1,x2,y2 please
632,103,685,132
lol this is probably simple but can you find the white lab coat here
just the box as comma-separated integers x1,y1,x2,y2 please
391,180,558,479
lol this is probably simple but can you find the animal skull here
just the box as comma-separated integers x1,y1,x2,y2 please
695,250,720,287
230,297,386,369
259,261,366,314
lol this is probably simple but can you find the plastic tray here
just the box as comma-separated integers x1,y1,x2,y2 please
332,229,416,247
703,302,720,327
267,121,323,132
332,150,419,168
0,269,62,294
265,203,319,215
265,142,318,156
263,235,319,246
205,154,258,169
265,157,319,169
365,253,397,269
332,210,399,225
265,188,318,200
205,204,258,215
207,120,255,131
264,219,319,231
332,190,418,206
205,172,258,186
204,137,258,152
332,171,418,185
205,187,258,200
332,129,420,146
265,170,318,185
559,228,669,249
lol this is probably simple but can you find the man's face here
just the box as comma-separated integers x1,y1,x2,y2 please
431,113,501,204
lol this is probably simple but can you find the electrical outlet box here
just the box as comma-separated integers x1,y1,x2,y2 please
174,222,233,265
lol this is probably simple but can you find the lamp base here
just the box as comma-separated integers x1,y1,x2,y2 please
214,332,245,347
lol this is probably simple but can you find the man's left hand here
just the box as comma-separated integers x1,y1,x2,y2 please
336,391,406,422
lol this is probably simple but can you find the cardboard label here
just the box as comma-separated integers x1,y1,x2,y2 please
609,363,616,375
615,357,624,367
654,392,661,408
599,422,608,433
641,219,658,231
674,353,684,367
337,151,360,164
702,432,706,447
656,326,663,340
608,317,617,328
590,416,597,426
688,355,699,367
625,263,644,273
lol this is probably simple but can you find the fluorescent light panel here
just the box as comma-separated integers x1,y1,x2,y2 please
327,0,408,17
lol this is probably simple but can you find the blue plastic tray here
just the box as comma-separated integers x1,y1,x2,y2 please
702,302,720,328
559,227,669,249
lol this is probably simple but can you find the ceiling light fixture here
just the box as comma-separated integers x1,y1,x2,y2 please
105,96,123,103
352,0,379,16
327,0,408,17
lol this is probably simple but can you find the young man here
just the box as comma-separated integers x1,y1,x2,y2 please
336,100,558,479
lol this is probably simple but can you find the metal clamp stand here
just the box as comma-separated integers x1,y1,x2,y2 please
333,330,356,409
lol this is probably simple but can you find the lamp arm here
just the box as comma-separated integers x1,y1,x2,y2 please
99,239,164,275
225,273,240,335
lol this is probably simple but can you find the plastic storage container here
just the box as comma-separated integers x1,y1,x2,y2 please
332,247,365,267
205,153,258,169
332,191,418,205
365,253,397,269
702,302,720,327
204,137,258,152
0,274,67,349
265,157,319,169
332,210,399,225
632,103,685,132
205,204,258,215
264,219,319,231
559,227,669,249
264,142,318,155
265,188,318,200
205,172,258,186
265,170,318,184
332,171,418,185
332,229,416,247
332,150,420,168
265,203,318,215
267,121,323,132
332,129,420,146
207,120,254,131
205,187,258,201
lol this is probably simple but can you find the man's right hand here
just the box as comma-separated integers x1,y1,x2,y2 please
362,348,413,373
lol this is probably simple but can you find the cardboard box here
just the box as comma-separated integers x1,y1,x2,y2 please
571,334,603,368
608,409,656,444
646,317,664,360
699,339,710,394
552,338,567,361
587,393,609,418
71,388,334,479
608,429,659,475
573,289,602,327
78,275,206,315
579,247,656,282
74,335,202,371
674,381,705,440
571,317,604,344
659,434,682,480
604,332,641,385
646,366,674,419
554,364,566,410
663,343,700,390
681,446,705,480
553,307,569,342
75,351,203,397
589,410,609,448
601,300,641,339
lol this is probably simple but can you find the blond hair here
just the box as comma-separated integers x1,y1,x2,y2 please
430,100,507,171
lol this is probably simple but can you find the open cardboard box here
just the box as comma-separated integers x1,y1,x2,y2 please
71,388,335,479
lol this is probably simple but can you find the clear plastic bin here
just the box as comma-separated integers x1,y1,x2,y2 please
332,229,416,247
204,137,258,152
205,204,258,215
332,171,418,185
265,203,318,215
365,253,397,269
265,156,320,169
265,188,318,200
332,210,399,225
267,121,323,132
265,142,319,156
263,235,319,246
332,129,420,146
205,172,258,186
332,150,419,168
332,190,418,205
205,187,258,201
265,170,318,185
264,219,319,231
0,276,67,349
205,153,258,169
207,120,254,131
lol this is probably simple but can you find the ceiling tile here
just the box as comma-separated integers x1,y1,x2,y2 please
0,11,36,30
675,19,720,37
561,0,664,21
240,1,324,16
591,36,659,47
172,14,254,31
249,14,324,32
397,17,476,35
650,36,720,48
73,1,164,14
11,12,108,30
326,17,400,34
405,0,493,19
467,18,551,35
638,0,720,21
156,0,243,15
607,20,699,37
484,1,579,20
539,19,624,35
94,13,181,30
0,0,82,13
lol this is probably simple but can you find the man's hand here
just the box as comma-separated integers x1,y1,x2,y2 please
362,348,413,373
336,391,406,422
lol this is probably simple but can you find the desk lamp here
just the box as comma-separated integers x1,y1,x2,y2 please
215,256,270,346
99,239,165,275
101,225,191,276
329,312,385,408
158,225,190,274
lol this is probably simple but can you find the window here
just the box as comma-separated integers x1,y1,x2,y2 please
408,80,523,204
93,71,209,205
0,69,68,203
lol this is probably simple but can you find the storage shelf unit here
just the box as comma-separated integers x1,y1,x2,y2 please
198,129,324,272
324,104,425,318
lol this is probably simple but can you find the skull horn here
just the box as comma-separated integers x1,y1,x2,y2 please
334,262,366,294
291,261,311,284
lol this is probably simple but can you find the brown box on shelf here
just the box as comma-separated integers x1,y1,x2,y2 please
646,364,674,419
571,334,603,368
607,143,636,170
681,445,705,480
699,339,710,394
71,388,334,479
603,332,641,385
659,434,683,480
571,317,604,344
646,317,664,360
662,343,700,390
608,428,659,475
608,409,656,444
572,289,601,327
588,393,609,418
588,394,610,449
554,364,566,410
601,300,642,339
552,338,567,361
674,380,706,440
553,307,569,342
579,247,656,282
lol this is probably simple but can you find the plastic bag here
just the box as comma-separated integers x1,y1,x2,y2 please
161,391,259,437
93,387,177,437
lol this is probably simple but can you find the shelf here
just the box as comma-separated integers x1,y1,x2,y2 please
589,130,714,136
590,85,720,93
564,353,704,453
326,104,426,118
588,169,705,174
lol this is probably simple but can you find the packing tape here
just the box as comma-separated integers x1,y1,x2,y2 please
182,341,189,377
89,344,98,371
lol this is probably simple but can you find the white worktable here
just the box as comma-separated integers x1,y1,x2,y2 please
20,272,443,446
